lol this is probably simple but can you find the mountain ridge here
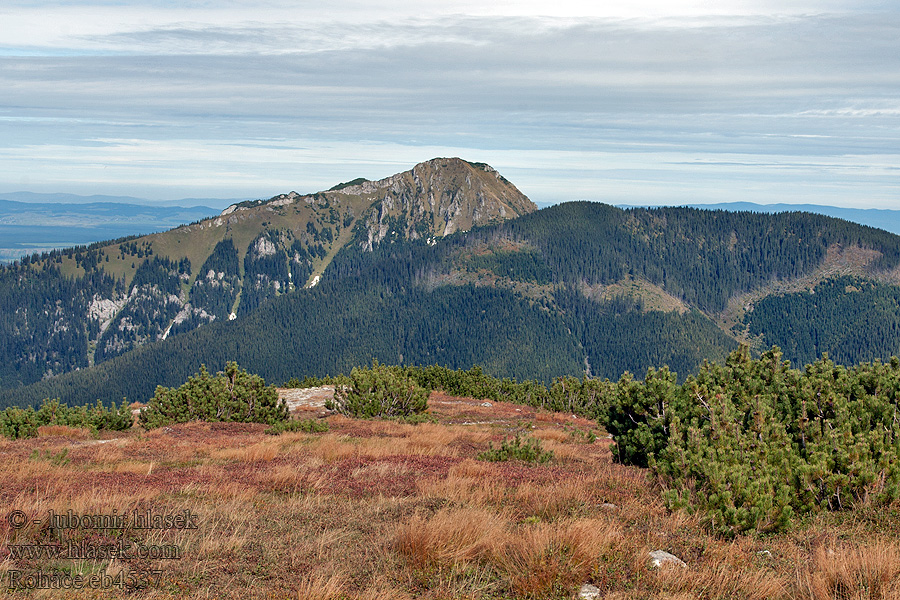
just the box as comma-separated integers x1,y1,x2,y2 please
613,201,900,237
8,199,900,409
0,158,536,387
5,164,900,407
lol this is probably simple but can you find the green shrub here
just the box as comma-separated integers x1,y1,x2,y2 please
477,435,554,464
564,425,597,444
0,407,40,439
601,347,900,533
31,448,70,466
265,418,329,435
325,361,428,418
397,364,611,418
0,399,132,440
140,362,288,428
600,367,677,467
283,364,612,420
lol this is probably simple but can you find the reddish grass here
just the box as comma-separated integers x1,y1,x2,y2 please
36,425,95,439
2,392,899,599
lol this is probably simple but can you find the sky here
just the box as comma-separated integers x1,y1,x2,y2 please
0,1,898,208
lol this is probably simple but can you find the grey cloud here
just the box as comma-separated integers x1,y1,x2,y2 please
0,11,897,205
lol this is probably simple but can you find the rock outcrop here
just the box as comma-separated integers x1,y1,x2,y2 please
337,158,536,250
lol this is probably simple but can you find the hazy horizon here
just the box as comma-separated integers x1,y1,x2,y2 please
3,191,900,265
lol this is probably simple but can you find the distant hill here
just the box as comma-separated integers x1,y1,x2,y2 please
0,197,222,263
0,191,242,208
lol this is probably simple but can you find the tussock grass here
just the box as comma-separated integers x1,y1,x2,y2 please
396,510,621,597
511,477,601,521
494,519,620,596
417,471,507,508
295,571,347,600
3,393,900,599
36,425,94,439
531,428,570,443
795,540,900,600
656,561,790,600
395,507,505,569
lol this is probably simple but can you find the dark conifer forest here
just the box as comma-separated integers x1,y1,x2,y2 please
2,201,900,408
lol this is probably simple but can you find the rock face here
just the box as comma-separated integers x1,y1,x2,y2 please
337,158,536,250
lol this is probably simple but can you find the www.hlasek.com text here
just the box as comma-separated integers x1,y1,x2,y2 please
8,540,181,560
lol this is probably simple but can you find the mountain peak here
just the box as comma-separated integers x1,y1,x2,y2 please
4,159,536,377
303,158,534,248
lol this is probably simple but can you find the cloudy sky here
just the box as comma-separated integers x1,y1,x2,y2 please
0,1,897,208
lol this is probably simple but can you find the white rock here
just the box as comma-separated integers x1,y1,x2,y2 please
269,192,298,207
578,583,601,599
649,550,686,569
252,236,277,258
480,402,492,407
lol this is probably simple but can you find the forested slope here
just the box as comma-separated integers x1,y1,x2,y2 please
5,200,900,409
496,202,900,311
0,158,535,390
747,275,900,366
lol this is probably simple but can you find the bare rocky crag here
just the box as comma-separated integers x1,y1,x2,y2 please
335,158,535,249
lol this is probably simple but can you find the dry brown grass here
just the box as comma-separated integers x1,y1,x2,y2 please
511,477,599,521
213,439,280,462
3,393,900,599
295,571,348,599
395,508,620,596
395,507,506,569
493,519,621,596
416,464,507,508
795,540,900,600
531,428,571,443
656,561,790,600
36,425,94,439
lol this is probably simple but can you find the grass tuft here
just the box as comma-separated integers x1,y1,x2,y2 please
477,434,553,464
265,418,329,435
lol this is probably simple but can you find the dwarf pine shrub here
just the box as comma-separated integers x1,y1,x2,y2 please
140,362,288,428
602,366,677,467
0,399,132,439
326,361,428,418
477,435,554,464
601,347,900,533
399,364,611,418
